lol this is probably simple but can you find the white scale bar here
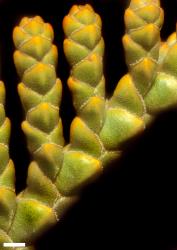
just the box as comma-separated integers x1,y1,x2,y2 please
3,243,26,247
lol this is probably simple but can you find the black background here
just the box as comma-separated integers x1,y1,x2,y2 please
0,0,177,249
